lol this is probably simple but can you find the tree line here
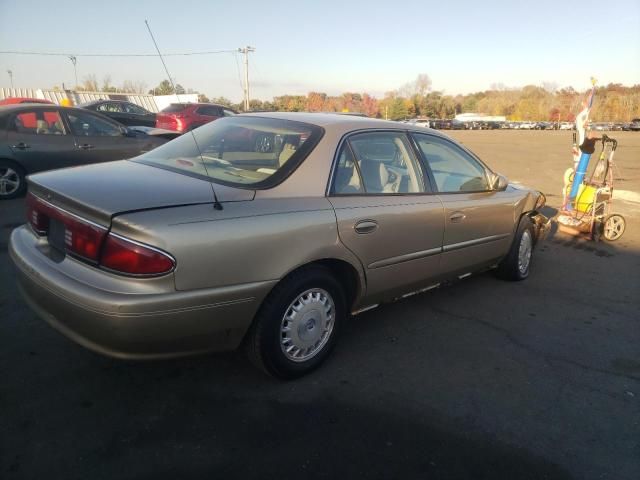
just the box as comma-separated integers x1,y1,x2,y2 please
62,74,640,122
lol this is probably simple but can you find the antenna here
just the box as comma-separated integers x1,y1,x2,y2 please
144,19,223,210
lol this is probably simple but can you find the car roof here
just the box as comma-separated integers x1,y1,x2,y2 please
240,112,453,139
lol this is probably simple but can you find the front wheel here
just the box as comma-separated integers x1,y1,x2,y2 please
495,217,535,281
246,266,345,379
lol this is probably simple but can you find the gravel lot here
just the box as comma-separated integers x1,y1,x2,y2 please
1,130,639,480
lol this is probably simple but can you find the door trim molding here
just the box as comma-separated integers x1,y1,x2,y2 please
368,246,442,269
443,233,510,253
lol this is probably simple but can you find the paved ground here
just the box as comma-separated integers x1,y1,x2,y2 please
1,131,639,480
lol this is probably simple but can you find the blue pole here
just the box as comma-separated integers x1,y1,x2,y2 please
568,151,591,206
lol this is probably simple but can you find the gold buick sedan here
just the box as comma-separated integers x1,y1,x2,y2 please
10,113,549,378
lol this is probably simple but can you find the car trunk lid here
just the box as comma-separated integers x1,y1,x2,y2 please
27,159,254,227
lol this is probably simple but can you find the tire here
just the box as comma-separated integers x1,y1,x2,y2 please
246,265,345,379
603,214,626,241
0,160,26,200
495,216,535,281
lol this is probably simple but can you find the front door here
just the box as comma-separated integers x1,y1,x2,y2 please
7,108,78,173
328,131,444,305
63,109,144,164
412,133,518,275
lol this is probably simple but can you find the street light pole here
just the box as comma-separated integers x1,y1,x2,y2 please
68,55,78,89
7,70,13,89
238,46,255,111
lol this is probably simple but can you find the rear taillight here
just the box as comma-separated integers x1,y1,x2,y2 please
26,193,174,276
26,193,49,234
101,233,175,276
27,192,107,262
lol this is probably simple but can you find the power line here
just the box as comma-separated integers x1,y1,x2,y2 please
0,49,237,57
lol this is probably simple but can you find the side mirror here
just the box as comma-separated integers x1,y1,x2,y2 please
122,127,137,138
491,173,509,191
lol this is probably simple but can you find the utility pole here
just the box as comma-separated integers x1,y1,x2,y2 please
68,55,78,89
238,46,255,111
7,69,13,89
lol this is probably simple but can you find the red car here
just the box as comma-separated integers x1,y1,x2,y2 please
0,97,54,106
155,103,236,132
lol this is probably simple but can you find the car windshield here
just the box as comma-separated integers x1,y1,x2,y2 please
135,116,322,187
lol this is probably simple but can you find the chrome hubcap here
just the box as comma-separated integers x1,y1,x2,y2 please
518,230,532,275
604,215,624,240
0,167,20,196
280,288,335,362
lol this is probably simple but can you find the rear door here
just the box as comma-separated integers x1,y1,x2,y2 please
412,133,517,275
7,108,78,173
63,109,148,164
193,105,221,129
328,131,444,304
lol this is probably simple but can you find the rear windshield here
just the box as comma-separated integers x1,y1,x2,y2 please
161,103,188,113
135,116,324,188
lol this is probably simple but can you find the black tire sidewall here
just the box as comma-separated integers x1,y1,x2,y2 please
256,267,345,379
0,160,26,200
497,217,535,281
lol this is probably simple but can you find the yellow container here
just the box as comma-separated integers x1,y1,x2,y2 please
575,184,597,213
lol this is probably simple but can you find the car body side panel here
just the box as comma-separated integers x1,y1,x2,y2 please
438,190,519,274
329,195,445,304
110,197,367,299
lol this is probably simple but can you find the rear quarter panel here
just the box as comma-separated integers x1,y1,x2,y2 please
110,197,365,294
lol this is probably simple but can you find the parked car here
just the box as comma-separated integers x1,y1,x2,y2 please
79,100,156,127
10,113,550,378
155,103,237,132
0,97,54,106
0,104,171,199
629,118,640,131
559,122,574,130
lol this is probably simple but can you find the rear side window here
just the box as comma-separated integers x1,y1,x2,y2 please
97,103,123,113
333,132,425,195
135,116,323,188
13,110,66,135
196,106,221,117
161,104,188,113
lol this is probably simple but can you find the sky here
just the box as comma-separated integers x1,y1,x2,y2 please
1,0,639,102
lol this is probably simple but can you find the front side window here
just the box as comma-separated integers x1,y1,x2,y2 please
334,132,424,194
135,116,322,188
66,111,122,137
413,134,490,192
13,110,66,135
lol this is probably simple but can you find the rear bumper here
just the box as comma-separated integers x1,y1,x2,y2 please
9,225,275,359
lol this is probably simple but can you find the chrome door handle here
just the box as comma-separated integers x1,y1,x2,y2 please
354,220,378,234
449,212,466,223
78,144,94,150
11,142,31,149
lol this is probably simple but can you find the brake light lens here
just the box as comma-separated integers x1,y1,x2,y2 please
26,193,49,234
26,193,174,276
101,233,175,276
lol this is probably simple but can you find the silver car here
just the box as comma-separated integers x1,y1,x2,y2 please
10,113,549,378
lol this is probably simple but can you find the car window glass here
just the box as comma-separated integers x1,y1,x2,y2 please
97,103,123,113
136,116,320,187
346,132,424,194
332,144,363,194
13,110,66,135
223,109,236,117
414,134,490,192
66,111,122,137
125,103,147,115
197,106,217,116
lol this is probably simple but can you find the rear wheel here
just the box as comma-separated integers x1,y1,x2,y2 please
603,214,625,241
495,216,535,281
0,160,26,200
246,265,345,379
